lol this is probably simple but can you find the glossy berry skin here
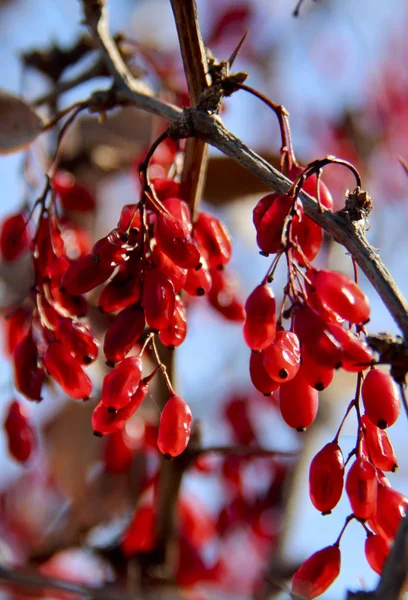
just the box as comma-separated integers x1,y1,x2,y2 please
91,229,129,268
307,269,370,325
254,193,292,255
309,442,344,514
184,259,212,296
346,456,377,520
157,395,193,457
5,307,31,356
4,400,36,462
263,331,301,383
56,318,98,364
142,268,176,331
243,285,276,351
44,342,92,400
362,369,400,429
101,355,143,411
374,485,408,542
92,381,148,436
249,351,280,395
98,259,142,313
0,212,30,262
155,211,201,269
61,254,115,296
292,545,341,599
279,370,319,431
361,415,398,472
365,534,390,575
152,244,187,293
193,211,232,269
159,296,187,348
300,350,334,391
103,306,145,364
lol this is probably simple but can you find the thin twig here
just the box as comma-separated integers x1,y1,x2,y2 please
196,445,298,458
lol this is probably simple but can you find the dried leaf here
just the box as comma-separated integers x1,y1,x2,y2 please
0,89,43,155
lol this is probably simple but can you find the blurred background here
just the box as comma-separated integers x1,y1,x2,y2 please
0,0,407,598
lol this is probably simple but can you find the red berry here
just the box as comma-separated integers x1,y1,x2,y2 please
152,244,187,292
374,485,408,542
307,268,370,324
279,370,319,431
103,305,145,364
243,285,276,351
263,331,300,382
184,259,212,296
361,415,398,472
104,430,134,474
300,349,334,391
13,333,44,401
362,369,400,429
292,545,341,599
4,400,36,462
364,534,390,575
0,212,30,262
61,254,114,296
101,355,143,411
142,268,176,331
98,259,142,313
157,395,193,457
194,211,232,269
159,296,187,348
346,456,377,519
92,381,149,436
91,229,129,268
249,351,280,395
43,341,92,400
155,211,200,269
55,318,98,365
3,307,31,356
309,442,344,514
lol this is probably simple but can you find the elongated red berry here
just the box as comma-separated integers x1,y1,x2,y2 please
362,369,400,429
103,306,145,364
62,254,114,296
300,349,334,391
157,394,192,457
374,485,408,542
263,331,300,382
0,212,30,262
4,400,36,462
346,456,377,519
92,229,129,268
243,284,276,351
249,351,280,395
365,534,390,575
159,296,187,348
152,244,187,292
309,442,344,514
307,269,370,324
184,259,212,296
361,415,398,472
292,545,341,599
279,370,319,431
4,307,31,356
155,211,200,269
101,355,143,411
92,381,148,436
44,341,92,399
98,260,142,313
142,268,176,331
194,211,232,268
13,334,44,401
254,193,292,255
104,430,134,473
56,318,98,364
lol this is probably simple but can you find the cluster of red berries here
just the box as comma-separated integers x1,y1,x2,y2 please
0,153,245,461
243,165,407,597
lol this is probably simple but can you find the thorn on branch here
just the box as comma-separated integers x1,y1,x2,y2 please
337,187,373,223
